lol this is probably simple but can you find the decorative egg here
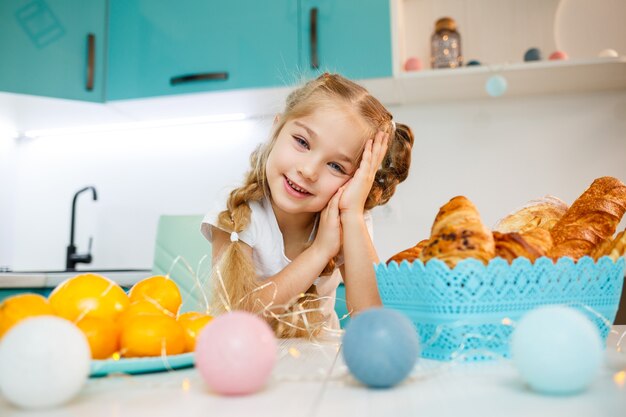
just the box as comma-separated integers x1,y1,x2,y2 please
404,57,423,72
524,48,542,62
485,75,508,97
342,308,420,388
511,305,603,395
549,51,568,60
195,311,277,395
0,316,91,409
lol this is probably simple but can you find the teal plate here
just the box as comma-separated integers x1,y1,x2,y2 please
90,352,195,377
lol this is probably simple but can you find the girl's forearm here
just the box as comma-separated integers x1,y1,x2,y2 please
341,213,382,314
252,245,329,310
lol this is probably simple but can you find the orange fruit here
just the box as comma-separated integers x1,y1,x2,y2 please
118,299,172,326
120,314,185,357
0,293,54,338
48,273,129,321
177,311,213,352
128,276,182,315
76,316,120,359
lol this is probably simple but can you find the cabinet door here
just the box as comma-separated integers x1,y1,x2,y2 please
0,0,106,102
300,0,392,80
107,0,299,100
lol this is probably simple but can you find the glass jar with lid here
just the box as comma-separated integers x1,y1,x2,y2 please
431,17,463,69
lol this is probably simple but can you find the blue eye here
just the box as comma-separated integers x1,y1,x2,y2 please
293,136,309,149
328,162,346,174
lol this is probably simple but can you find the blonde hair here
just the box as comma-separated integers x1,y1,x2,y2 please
210,73,414,336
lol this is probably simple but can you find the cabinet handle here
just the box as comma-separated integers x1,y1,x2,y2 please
86,33,95,91
310,7,319,69
170,72,229,86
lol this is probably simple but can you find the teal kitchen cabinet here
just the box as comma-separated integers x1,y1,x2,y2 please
0,0,107,102
300,0,392,80
108,0,392,100
0,1,392,102
106,0,300,100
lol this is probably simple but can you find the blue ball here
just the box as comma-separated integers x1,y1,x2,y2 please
511,305,603,395
524,48,542,61
342,308,419,388
485,75,508,97
466,60,481,66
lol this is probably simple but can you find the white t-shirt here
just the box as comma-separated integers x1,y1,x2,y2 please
201,193,373,330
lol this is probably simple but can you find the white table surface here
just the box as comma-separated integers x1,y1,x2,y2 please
1,327,625,417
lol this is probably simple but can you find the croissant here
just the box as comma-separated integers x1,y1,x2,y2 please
493,228,553,263
419,196,495,267
591,229,626,261
386,239,429,264
494,195,568,233
549,177,626,260
520,227,554,255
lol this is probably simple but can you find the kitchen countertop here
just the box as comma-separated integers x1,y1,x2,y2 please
0,269,152,288
1,327,624,417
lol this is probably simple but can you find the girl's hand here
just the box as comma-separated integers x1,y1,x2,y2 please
339,131,389,216
312,187,344,261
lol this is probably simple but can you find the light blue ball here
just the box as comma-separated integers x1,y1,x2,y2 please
485,75,508,97
342,308,419,388
511,305,603,395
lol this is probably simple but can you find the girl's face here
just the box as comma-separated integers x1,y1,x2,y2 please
266,105,368,215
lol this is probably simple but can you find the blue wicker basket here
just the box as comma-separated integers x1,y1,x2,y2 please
376,256,625,361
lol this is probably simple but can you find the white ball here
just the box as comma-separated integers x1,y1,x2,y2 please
0,316,91,409
598,49,619,58
511,305,603,395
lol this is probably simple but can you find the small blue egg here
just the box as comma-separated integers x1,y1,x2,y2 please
524,48,542,61
511,305,603,395
485,75,508,97
466,60,481,66
342,308,419,388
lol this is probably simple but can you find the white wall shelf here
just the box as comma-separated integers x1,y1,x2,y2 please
394,57,626,104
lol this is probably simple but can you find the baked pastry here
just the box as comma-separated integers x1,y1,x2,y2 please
520,227,554,255
549,177,626,260
419,196,495,267
493,195,568,233
591,229,626,261
387,239,429,264
493,228,553,263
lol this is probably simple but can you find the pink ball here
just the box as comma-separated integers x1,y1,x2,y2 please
195,311,277,395
404,57,423,71
549,51,568,60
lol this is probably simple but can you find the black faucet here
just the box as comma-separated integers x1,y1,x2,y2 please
66,186,98,271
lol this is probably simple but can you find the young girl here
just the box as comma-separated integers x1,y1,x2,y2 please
201,73,414,336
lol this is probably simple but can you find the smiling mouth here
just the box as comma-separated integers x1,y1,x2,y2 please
285,176,311,195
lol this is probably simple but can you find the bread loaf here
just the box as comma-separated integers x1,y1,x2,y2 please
493,195,568,233
549,177,626,260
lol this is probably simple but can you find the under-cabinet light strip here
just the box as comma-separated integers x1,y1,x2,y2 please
20,113,248,139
